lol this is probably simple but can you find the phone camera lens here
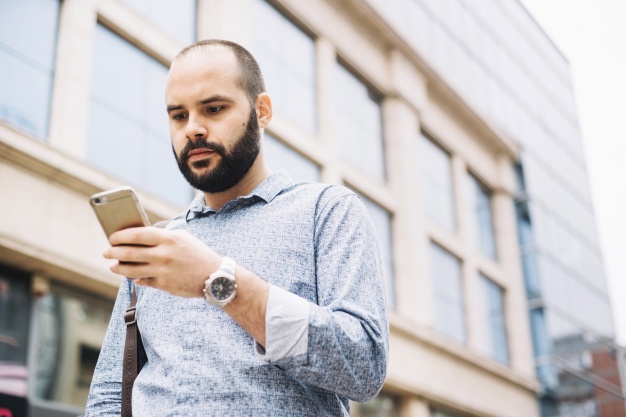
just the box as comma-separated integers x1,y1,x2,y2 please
94,198,101,204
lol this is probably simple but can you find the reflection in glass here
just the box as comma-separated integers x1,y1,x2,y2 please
0,0,60,138
430,243,465,344
251,0,316,133
335,63,385,181
88,25,193,207
417,133,456,231
120,0,196,44
263,133,320,183
32,287,113,408
0,269,30,397
467,174,496,258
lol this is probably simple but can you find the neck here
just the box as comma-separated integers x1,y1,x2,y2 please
203,157,272,210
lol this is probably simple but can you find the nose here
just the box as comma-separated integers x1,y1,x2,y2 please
185,114,207,141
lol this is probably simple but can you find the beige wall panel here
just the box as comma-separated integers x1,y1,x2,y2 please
390,50,428,115
48,0,98,159
0,161,119,294
387,331,539,417
197,0,254,46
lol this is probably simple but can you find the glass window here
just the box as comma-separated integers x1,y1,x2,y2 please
251,0,316,133
478,275,509,364
352,392,402,417
120,0,196,44
0,267,30,399
467,173,497,258
31,285,114,409
418,133,456,231
335,63,385,181
358,194,395,309
432,409,464,417
430,242,466,344
88,25,193,207
0,0,60,138
263,133,320,182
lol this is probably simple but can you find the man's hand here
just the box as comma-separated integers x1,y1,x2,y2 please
103,226,221,298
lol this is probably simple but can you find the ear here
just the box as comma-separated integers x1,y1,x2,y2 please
255,93,272,129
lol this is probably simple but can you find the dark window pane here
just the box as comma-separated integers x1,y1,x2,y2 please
479,275,509,363
31,286,114,408
0,267,30,398
88,25,193,207
352,392,402,417
430,242,465,344
358,194,395,309
418,133,456,231
0,0,60,138
335,63,385,181
467,174,496,258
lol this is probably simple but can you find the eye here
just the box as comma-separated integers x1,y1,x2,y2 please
171,113,186,121
207,106,224,114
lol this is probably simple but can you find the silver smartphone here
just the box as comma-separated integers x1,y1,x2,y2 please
89,186,151,238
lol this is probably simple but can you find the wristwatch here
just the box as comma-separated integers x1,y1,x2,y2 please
203,256,237,307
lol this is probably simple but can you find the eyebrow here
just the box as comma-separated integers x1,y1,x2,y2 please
166,95,235,113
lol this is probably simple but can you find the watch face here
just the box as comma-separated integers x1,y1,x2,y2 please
210,276,234,301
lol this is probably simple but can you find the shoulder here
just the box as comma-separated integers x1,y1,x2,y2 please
282,181,356,204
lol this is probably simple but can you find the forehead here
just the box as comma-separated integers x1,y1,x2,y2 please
165,47,244,102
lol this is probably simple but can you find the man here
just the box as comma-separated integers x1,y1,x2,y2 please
86,39,388,416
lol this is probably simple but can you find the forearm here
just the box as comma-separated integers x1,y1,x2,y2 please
222,265,270,347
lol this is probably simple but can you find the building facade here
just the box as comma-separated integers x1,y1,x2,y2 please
0,0,621,416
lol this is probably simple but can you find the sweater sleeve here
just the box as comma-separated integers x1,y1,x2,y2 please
264,192,390,402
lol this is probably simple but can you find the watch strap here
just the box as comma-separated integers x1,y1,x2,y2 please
220,256,236,276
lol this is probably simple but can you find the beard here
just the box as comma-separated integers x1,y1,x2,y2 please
173,108,261,194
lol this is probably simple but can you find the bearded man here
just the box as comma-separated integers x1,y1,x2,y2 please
85,39,388,417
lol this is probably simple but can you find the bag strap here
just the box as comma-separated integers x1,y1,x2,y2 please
121,219,171,417
122,284,139,417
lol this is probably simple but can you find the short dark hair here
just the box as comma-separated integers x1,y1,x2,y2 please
175,39,266,105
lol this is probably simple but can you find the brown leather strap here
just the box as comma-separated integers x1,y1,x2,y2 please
121,220,170,416
122,284,139,417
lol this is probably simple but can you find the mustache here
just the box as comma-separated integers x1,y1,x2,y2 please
179,138,227,162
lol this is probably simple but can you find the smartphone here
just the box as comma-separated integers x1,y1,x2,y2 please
89,186,151,238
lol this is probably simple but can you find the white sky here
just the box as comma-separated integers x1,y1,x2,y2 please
520,0,626,346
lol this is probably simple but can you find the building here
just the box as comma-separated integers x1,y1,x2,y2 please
0,0,621,416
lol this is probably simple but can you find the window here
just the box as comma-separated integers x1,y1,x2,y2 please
263,133,320,182
335,63,385,181
120,0,196,44
0,267,30,399
352,392,402,417
479,275,509,363
358,194,395,309
251,0,316,133
432,408,464,417
467,173,497,258
0,0,60,138
88,25,193,207
30,285,114,409
430,242,466,344
418,133,456,231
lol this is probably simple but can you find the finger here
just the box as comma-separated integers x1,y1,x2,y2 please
104,245,151,263
109,226,164,247
110,260,153,280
